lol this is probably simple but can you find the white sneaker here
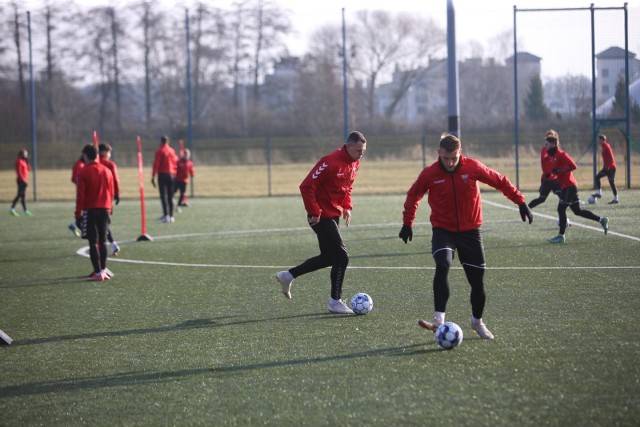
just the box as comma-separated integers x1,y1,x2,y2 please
471,320,495,340
104,268,115,278
160,216,169,223
275,271,293,299
169,216,175,223
328,298,354,314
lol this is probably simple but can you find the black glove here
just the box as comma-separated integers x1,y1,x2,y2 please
151,178,156,188
552,168,559,175
399,224,413,243
114,194,120,205
519,203,533,224
75,217,82,229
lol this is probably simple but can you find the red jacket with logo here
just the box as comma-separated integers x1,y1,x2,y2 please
546,148,577,190
403,156,525,232
75,161,114,219
299,145,359,218
152,144,178,177
15,158,30,183
540,147,558,181
601,141,616,170
99,156,120,196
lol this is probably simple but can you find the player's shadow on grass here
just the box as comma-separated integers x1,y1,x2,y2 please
0,276,92,289
11,312,331,347
0,343,438,398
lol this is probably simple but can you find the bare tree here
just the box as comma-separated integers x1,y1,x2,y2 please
10,1,25,103
350,10,445,120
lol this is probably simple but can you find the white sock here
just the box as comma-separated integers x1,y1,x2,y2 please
472,316,482,325
435,311,445,322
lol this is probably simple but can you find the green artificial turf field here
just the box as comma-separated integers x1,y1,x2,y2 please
1,191,639,426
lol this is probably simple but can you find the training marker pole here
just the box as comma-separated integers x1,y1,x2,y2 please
136,136,152,241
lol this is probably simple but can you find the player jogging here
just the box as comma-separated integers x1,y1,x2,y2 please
543,129,609,244
399,134,533,340
9,149,32,217
174,148,195,209
275,131,367,315
75,144,114,282
528,145,561,209
591,133,619,204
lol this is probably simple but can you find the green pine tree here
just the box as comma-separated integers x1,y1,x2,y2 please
524,74,551,121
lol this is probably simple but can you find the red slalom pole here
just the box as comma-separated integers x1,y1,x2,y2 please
179,139,185,158
93,131,99,147
136,136,152,241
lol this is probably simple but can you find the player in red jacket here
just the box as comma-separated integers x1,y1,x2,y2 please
10,149,32,217
591,133,619,204
544,130,609,244
174,148,195,208
99,143,121,255
275,131,367,314
528,146,561,209
151,136,178,223
76,144,114,281
68,152,86,236
399,134,533,340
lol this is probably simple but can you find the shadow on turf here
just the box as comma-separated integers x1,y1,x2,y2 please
9,312,341,346
0,343,439,398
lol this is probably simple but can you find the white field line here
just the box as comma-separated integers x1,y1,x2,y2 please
76,198,640,269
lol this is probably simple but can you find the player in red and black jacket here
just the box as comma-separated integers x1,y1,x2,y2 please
99,143,121,255
543,130,609,244
275,131,367,315
591,133,619,204
10,149,32,217
528,145,561,209
175,148,195,207
151,136,178,223
76,144,114,281
399,134,533,340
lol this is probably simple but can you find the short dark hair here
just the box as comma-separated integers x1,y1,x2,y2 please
439,134,461,152
346,131,366,144
598,134,606,141
82,144,98,161
98,143,112,153
161,136,169,144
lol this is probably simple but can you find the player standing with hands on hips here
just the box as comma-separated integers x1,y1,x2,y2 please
399,134,533,340
275,131,367,314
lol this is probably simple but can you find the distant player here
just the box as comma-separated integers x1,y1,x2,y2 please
543,130,609,244
9,149,32,217
591,134,619,204
151,136,178,223
99,143,121,255
75,144,114,281
174,148,195,209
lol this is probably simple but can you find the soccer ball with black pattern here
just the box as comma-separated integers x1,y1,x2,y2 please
435,322,463,350
350,293,373,315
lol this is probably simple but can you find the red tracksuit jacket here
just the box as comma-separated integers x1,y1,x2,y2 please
540,147,558,182
299,145,359,218
546,148,578,190
75,161,114,219
100,156,120,196
15,158,30,183
175,159,194,183
152,144,178,176
601,141,616,170
403,156,525,232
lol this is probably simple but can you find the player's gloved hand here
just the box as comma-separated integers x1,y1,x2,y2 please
399,224,413,243
114,194,120,205
544,173,551,179
151,178,156,188
519,203,533,224
75,217,81,229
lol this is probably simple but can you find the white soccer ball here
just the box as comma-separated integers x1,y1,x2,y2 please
350,293,373,315
435,322,464,350
587,195,596,204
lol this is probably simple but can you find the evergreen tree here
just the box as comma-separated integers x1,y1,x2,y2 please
524,74,550,121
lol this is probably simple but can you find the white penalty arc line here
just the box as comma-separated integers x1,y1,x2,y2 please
482,199,640,242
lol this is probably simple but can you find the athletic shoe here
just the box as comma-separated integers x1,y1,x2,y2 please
68,223,81,237
160,216,170,223
548,234,566,244
111,243,120,256
275,271,294,299
600,217,609,235
176,206,182,213
104,268,114,278
591,193,602,199
9,208,19,217
327,298,354,314
471,320,495,340
87,272,106,282
608,199,619,205
169,216,175,223
418,317,443,333
24,210,33,217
